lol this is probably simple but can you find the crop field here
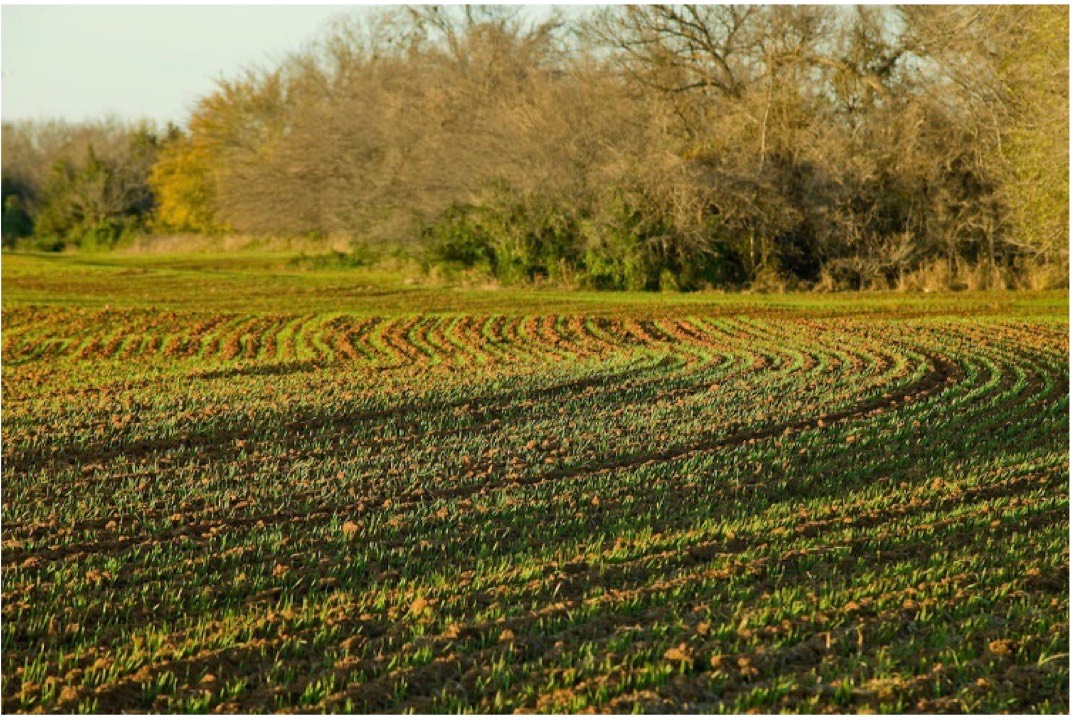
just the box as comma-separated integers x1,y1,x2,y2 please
1,254,1069,713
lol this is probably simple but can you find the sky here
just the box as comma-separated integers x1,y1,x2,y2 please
1,5,363,125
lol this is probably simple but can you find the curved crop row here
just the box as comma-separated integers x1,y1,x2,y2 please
1,306,1067,714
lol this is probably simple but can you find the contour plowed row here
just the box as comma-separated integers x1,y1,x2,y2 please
1,310,1067,714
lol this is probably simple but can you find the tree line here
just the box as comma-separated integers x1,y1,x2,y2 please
2,5,1067,291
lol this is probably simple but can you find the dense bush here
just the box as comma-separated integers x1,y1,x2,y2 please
155,6,1063,290
2,7,1066,291
1,119,161,250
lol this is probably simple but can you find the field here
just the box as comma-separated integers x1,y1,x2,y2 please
1,252,1069,713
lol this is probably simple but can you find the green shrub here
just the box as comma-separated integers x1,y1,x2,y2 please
1,192,33,248
424,198,583,286
33,145,152,251
422,188,746,292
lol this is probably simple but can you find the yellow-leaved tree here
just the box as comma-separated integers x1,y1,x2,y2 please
148,128,227,234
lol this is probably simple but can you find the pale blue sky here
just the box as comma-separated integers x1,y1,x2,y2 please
1,5,361,124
